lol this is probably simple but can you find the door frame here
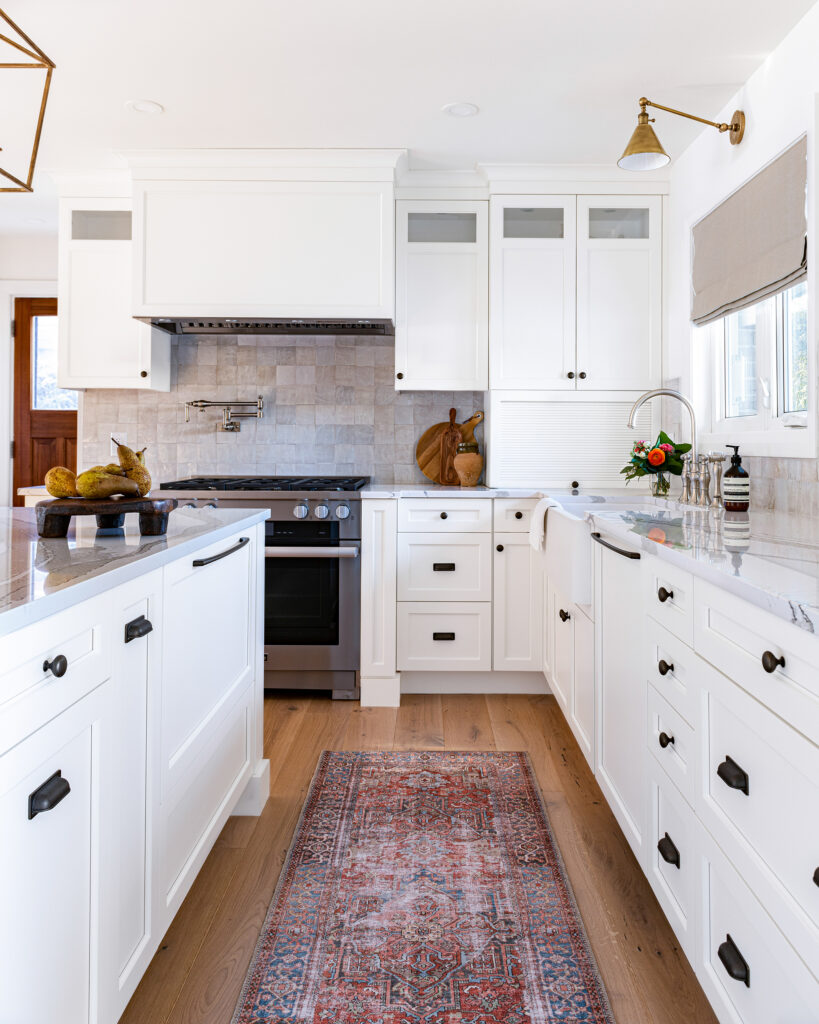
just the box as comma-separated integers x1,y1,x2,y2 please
0,279,57,506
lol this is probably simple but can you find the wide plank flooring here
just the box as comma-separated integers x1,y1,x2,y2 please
121,693,717,1024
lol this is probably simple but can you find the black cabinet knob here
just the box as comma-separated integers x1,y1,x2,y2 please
718,935,750,988
440,511,448,520
396,372,404,380
559,608,571,623
571,481,579,489
578,371,587,380
813,866,819,888
657,586,674,603
658,731,675,749
515,511,523,520
761,650,785,673
28,770,71,819
43,654,68,678
496,544,504,552
124,615,153,644
717,755,749,795
140,370,148,378
567,371,575,379
657,832,680,869
658,659,674,676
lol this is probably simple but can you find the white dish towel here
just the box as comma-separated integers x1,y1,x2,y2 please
528,496,553,552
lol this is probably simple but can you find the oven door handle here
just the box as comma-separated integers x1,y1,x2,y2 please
264,545,360,559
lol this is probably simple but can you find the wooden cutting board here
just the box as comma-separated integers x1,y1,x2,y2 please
416,410,484,484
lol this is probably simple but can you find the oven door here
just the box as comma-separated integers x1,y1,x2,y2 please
262,521,360,672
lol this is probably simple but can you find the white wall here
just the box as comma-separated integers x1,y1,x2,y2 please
666,1,819,456
0,233,57,280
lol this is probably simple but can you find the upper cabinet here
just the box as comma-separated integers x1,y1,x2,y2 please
490,196,576,390
395,200,488,391
131,180,395,320
58,199,170,391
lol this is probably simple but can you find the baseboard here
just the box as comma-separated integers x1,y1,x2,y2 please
232,758,270,816
401,671,549,695
361,674,402,707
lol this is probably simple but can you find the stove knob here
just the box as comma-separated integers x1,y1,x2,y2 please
293,502,309,519
335,503,351,520
314,503,330,520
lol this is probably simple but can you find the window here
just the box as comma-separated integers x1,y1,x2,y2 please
31,315,77,411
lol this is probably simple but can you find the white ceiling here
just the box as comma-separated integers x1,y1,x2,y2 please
0,0,816,233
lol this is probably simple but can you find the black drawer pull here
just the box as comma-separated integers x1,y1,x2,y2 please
559,608,571,623
658,659,674,676
658,731,675,749
591,532,641,559
433,632,455,641
28,770,71,820
124,614,153,643
657,833,680,869
42,654,68,678
717,755,749,796
761,650,785,673
657,586,674,603
718,935,750,988
192,536,249,567
432,563,456,572
514,511,523,520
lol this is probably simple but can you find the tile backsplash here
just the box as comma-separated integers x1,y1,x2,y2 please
745,456,819,516
79,335,486,485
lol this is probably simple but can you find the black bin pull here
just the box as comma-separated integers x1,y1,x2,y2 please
124,614,153,644
717,755,749,796
42,654,68,678
433,632,455,641
657,833,680,869
28,770,71,820
432,563,456,572
718,935,750,988
761,650,785,674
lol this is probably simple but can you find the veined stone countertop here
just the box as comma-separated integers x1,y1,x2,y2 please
0,506,269,637
587,503,819,633
362,484,549,498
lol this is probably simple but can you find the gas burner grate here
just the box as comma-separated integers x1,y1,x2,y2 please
159,476,370,492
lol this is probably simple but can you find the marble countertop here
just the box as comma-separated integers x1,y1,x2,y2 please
363,484,548,499
587,502,819,633
0,506,269,637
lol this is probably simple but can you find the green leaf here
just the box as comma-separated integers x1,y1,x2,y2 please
675,443,692,454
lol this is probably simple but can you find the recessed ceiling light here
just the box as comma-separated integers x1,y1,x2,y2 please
442,102,479,118
125,99,165,115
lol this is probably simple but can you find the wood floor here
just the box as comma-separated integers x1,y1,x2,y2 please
121,693,717,1024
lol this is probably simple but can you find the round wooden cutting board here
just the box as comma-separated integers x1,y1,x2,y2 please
415,411,484,483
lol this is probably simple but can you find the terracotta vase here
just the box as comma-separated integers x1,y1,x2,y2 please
453,450,484,487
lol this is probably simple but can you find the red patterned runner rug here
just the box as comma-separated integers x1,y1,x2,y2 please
233,750,614,1024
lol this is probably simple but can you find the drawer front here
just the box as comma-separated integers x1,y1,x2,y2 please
645,617,698,726
398,498,492,534
698,830,819,1024
647,683,696,806
695,577,819,746
644,557,693,646
397,602,492,671
493,497,539,533
646,761,698,961
0,595,112,753
701,667,819,966
397,534,491,602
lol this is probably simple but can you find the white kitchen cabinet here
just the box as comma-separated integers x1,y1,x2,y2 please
550,586,574,714
576,196,662,391
0,682,109,1024
571,608,595,769
132,179,395,320
398,533,492,602
57,199,170,390
493,533,542,671
490,196,576,389
395,200,488,391
397,601,492,671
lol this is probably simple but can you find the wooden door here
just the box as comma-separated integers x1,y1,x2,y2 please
12,297,77,505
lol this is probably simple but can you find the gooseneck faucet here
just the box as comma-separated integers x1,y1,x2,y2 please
627,388,698,504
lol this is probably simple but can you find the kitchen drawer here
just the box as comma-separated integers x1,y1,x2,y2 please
397,602,492,671
645,616,700,727
647,683,696,807
397,533,491,602
397,498,492,533
697,828,819,1024
700,666,819,971
695,577,819,746
646,760,698,962
643,557,693,646
493,497,539,533
0,594,112,753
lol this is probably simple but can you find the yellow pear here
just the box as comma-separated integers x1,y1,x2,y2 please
44,466,79,498
126,464,152,497
112,437,141,471
104,463,126,476
76,468,141,500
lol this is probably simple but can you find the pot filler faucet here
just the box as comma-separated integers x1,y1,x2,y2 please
627,388,704,506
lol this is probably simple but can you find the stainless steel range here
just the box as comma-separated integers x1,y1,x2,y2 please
158,476,369,699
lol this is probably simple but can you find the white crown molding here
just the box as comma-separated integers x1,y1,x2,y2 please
48,168,132,198
479,161,671,194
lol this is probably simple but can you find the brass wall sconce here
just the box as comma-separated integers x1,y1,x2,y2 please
0,6,56,192
618,97,745,171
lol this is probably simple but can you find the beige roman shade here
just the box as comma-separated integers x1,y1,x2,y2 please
691,135,807,325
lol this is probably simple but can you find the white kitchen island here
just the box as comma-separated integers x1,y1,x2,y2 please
0,505,268,1024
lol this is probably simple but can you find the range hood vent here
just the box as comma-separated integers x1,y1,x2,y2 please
139,317,394,336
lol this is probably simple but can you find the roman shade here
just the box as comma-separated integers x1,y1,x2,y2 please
691,135,807,325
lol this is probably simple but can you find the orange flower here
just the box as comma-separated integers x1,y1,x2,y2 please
647,527,667,544
647,447,666,466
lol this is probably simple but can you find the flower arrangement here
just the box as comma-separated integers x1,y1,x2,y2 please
621,431,691,496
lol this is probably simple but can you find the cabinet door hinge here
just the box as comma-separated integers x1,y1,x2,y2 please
10,318,15,337
10,439,15,459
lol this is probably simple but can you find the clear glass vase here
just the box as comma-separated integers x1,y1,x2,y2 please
650,473,670,497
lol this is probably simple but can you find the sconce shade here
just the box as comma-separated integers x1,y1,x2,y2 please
618,120,670,171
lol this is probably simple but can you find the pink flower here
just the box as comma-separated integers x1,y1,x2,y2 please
659,443,674,453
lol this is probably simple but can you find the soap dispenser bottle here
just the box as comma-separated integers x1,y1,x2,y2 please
723,445,750,511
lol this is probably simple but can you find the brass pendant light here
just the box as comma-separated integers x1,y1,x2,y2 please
618,97,745,171
0,6,55,193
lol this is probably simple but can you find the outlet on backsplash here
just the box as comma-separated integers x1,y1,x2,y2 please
109,433,126,457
